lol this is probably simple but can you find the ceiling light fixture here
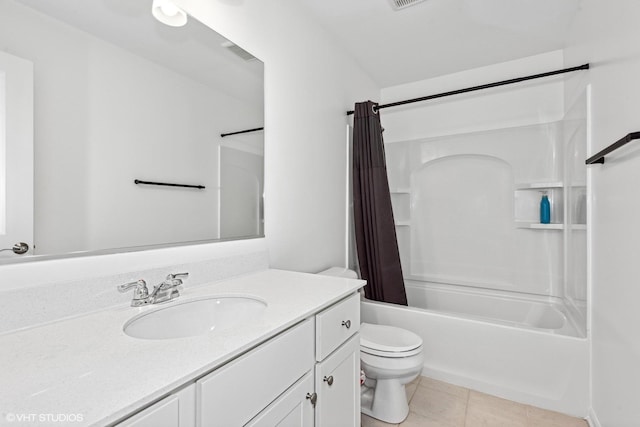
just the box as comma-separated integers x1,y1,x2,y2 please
387,0,427,11
152,0,188,27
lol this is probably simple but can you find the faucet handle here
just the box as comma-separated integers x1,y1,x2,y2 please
165,272,189,287
118,279,149,301
166,272,189,281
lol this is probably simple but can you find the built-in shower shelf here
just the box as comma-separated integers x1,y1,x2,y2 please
516,221,563,230
515,182,563,190
390,188,411,194
395,221,411,227
515,221,587,230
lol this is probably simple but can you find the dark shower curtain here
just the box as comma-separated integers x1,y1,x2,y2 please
352,101,408,305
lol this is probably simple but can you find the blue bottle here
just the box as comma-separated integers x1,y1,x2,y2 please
540,192,551,224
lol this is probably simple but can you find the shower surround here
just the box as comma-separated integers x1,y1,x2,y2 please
386,120,586,323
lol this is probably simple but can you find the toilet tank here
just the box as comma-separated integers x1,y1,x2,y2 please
317,267,359,279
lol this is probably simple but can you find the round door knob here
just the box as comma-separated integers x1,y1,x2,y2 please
341,320,351,329
323,375,334,386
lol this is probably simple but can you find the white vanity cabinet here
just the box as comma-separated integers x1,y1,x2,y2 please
245,292,361,427
116,292,361,427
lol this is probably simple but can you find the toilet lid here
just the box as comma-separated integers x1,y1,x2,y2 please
360,323,422,354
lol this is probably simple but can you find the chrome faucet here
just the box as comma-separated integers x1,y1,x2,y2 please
148,272,189,304
118,273,189,307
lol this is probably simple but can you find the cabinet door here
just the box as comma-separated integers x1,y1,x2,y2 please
117,384,195,427
245,372,314,427
315,334,360,427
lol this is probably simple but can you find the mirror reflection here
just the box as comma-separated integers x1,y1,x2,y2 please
0,0,265,262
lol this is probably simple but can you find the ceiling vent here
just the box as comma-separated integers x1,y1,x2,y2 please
387,0,427,11
221,40,257,61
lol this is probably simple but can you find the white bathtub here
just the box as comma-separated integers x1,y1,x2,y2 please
361,280,589,417
405,280,583,336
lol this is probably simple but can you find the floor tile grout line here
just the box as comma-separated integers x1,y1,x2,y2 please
462,386,470,427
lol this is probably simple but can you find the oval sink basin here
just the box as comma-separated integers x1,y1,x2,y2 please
123,296,267,340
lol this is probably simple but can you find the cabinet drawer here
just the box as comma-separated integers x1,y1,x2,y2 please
315,293,360,361
197,319,314,427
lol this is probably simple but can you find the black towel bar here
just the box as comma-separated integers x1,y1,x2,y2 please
220,127,264,138
586,132,640,164
134,179,205,189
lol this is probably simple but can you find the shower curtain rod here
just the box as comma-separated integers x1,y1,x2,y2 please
346,63,590,116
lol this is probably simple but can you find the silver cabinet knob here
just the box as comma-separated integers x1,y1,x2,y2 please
306,392,317,407
341,320,351,329
323,375,334,386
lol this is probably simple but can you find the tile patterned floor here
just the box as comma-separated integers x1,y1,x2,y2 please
361,376,588,427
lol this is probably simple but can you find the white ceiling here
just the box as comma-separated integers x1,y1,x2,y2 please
299,0,581,88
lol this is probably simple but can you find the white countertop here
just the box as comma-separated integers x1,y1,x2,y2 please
0,269,364,426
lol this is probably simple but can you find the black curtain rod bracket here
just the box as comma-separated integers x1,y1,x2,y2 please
220,127,264,138
586,132,640,165
346,63,590,115
134,179,205,190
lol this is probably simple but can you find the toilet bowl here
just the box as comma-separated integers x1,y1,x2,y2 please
360,322,424,423
316,267,424,423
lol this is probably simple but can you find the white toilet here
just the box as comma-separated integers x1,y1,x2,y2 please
317,267,424,424
360,322,424,423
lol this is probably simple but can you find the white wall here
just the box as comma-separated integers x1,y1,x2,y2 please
564,1,640,426
0,0,378,287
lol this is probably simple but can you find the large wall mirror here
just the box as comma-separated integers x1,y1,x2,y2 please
0,0,264,264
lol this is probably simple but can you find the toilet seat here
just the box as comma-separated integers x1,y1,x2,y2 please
361,345,423,358
360,323,423,358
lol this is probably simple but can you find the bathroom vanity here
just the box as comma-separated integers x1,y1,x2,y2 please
0,269,364,426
